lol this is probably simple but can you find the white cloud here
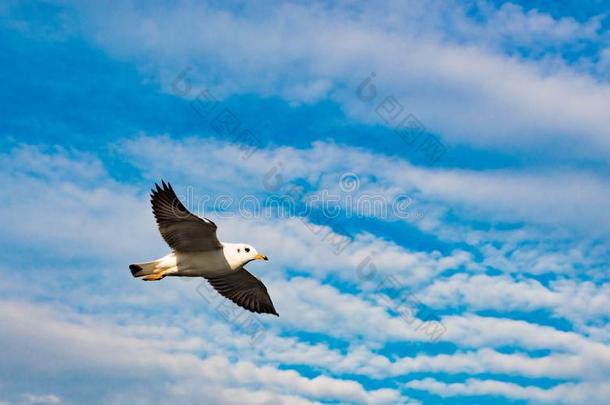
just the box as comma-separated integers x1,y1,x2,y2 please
3,2,610,403
22,394,62,405
0,300,405,404
60,0,610,160
3,140,608,345
405,378,610,404
121,135,610,238
2,134,609,403
441,313,610,362
0,142,474,286
422,274,610,329
455,2,601,49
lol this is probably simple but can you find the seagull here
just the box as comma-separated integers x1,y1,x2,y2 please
129,181,278,316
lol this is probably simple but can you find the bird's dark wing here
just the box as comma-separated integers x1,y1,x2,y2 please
205,268,279,316
150,181,222,252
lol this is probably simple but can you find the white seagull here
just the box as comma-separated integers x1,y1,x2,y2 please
130,181,278,316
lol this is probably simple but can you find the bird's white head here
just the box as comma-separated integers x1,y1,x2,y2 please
224,243,268,268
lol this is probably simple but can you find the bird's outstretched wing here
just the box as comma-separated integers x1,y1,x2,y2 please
205,268,279,316
151,181,222,252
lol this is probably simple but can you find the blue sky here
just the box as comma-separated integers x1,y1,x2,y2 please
1,1,610,404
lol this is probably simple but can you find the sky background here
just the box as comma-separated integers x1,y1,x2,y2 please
1,1,610,404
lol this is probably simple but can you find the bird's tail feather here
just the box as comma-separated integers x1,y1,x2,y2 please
129,260,161,278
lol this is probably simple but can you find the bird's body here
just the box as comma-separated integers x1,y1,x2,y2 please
132,243,254,278
130,181,278,316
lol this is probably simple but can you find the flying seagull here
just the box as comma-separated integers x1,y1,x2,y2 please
129,181,278,316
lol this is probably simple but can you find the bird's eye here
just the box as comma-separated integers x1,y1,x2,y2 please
237,248,241,253
245,247,250,253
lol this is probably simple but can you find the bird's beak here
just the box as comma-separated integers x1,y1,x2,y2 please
255,254,269,261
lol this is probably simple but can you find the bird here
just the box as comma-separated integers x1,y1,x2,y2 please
129,181,278,316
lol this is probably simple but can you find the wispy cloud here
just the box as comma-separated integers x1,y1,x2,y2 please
61,0,610,162
2,1,610,403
